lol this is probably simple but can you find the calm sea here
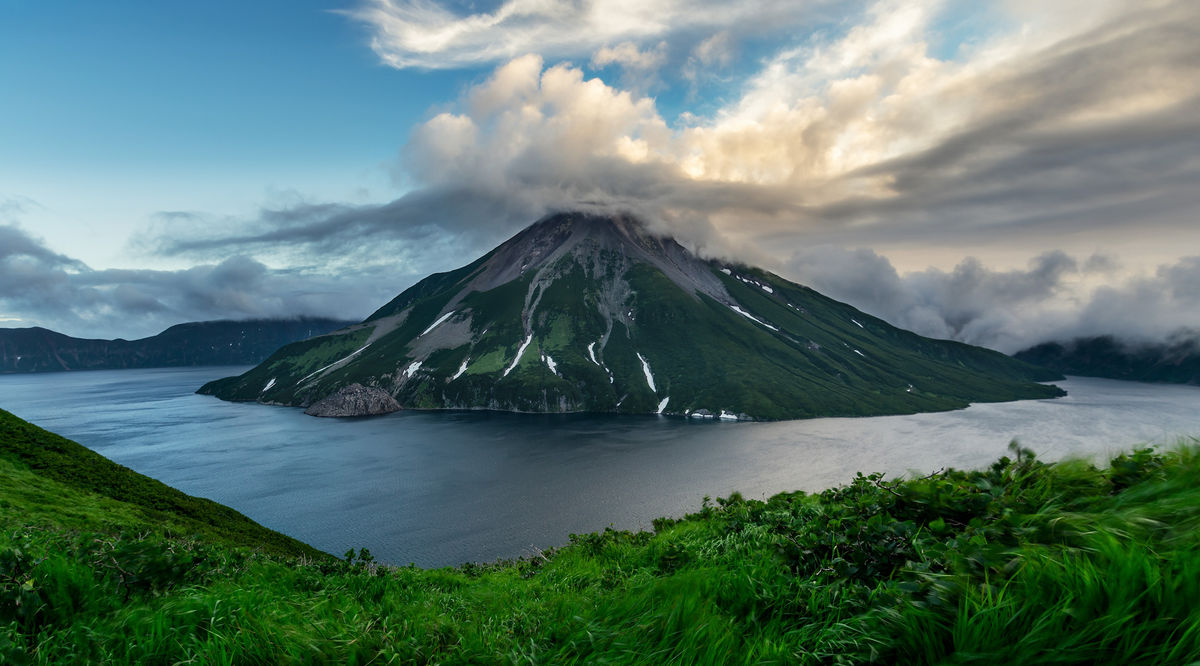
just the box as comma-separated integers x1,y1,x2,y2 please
1,367,1197,567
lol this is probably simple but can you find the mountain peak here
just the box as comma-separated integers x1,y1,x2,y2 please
202,214,1062,419
490,211,730,304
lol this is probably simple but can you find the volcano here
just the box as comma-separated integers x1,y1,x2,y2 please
200,212,1063,419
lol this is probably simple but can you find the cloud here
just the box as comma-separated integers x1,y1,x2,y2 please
784,247,1200,353
682,30,736,91
591,41,668,72
159,1,1200,264
591,40,669,90
377,0,1199,248
0,224,383,339
1072,257,1200,344
341,0,825,69
146,187,540,281
691,31,734,68
121,0,1198,352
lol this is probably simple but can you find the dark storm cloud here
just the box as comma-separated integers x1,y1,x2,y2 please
766,2,1200,248
148,187,541,277
0,224,88,273
0,225,388,339
784,248,1200,353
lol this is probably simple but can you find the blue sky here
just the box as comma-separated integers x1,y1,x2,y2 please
2,1,460,174
2,0,1198,350
2,0,474,266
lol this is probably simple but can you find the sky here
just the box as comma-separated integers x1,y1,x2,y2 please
1,0,1198,352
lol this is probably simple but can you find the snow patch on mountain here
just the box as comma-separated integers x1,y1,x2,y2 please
730,305,779,331
299,343,372,384
637,352,657,392
504,335,533,377
420,311,456,337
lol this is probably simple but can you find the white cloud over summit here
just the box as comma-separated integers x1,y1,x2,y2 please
395,0,1199,262
12,0,1198,349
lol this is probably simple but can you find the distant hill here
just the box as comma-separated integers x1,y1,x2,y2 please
1014,335,1200,385
0,318,356,373
203,212,1062,420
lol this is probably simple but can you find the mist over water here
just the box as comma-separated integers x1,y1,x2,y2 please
1,367,1197,567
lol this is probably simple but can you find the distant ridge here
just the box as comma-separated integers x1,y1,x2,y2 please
1015,334,1200,385
0,318,356,373
202,212,1062,420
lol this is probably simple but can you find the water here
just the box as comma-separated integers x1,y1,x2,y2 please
1,367,1197,567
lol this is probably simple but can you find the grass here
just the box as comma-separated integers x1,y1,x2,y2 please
3,408,1199,664
0,409,323,559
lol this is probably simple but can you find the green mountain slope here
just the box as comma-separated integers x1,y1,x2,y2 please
0,318,355,374
201,213,1063,419
0,408,322,558
3,410,1199,663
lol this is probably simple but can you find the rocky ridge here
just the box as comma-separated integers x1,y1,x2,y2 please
303,383,403,417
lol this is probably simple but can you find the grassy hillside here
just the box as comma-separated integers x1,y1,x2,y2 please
4,411,1199,663
0,409,323,559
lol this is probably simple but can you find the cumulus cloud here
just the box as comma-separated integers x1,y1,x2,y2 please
341,0,822,69
130,0,1199,352
0,224,383,339
159,1,1200,262
386,0,1200,252
784,247,1200,353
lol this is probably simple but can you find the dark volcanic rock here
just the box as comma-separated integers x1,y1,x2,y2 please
303,384,402,417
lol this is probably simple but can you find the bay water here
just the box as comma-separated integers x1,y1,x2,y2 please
1,367,1196,566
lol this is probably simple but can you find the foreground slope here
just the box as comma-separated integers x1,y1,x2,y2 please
0,318,355,374
3,411,1198,664
0,408,322,558
202,213,1062,419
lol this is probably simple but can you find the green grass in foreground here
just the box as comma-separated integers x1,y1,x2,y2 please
2,408,1199,664
0,409,323,560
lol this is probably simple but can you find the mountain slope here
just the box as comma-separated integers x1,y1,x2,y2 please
0,318,356,373
1015,334,1200,385
0,408,323,558
201,213,1062,419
